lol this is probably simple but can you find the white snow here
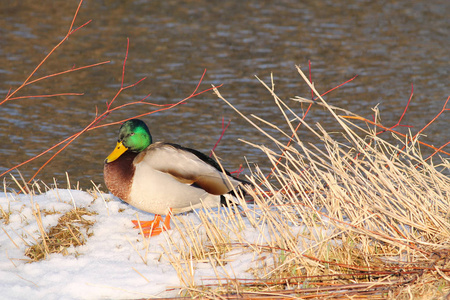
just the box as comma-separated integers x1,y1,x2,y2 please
0,188,274,299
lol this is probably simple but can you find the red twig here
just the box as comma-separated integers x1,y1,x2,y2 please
25,61,110,87
6,93,84,101
1,68,219,182
264,65,358,182
425,140,450,162
210,117,231,157
29,118,100,182
344,92,450,159
230,165,244,177
318,74,359,99
120,38,129,89
309,60,313,100
1,0,91,106
208,117,245,176
412,94,449,139
393,83,414,128
343,115,450,157
396,93,449,159
375,83,415,138
0,1,222,184
353,85,415,161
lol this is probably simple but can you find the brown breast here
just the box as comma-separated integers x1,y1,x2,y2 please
103,151,137,202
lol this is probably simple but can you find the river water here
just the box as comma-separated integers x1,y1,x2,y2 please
1,0,448,189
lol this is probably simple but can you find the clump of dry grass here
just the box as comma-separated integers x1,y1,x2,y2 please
25,207,96,262
161,67,450,299
0,204,11,225
2,173,98,263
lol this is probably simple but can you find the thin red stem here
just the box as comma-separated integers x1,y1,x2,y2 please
7,93,84,101
0,0,93,106
210,117,231,156
264,72,359,182
25,61,110,87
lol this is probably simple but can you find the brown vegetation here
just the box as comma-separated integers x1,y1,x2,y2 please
1,1,449,299
25,207,96,261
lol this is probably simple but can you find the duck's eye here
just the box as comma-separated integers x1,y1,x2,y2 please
130,133,135,136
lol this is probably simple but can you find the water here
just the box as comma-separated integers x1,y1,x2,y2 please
1,0,448,189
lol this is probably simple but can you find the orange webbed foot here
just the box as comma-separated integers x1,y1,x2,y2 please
131,209,172,237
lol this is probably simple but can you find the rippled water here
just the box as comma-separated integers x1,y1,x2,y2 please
1,0,448,188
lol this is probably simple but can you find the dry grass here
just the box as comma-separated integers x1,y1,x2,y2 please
3,68,448,297
2,174,97,263
24,207,96,262
2,2,447,296
2,43,448,295
160,68,450,299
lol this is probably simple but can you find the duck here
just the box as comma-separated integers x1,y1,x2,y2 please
104,119,251,237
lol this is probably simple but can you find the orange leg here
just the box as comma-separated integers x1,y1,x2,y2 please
131,208,172,237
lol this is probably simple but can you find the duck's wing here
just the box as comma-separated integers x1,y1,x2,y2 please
135,142,243,195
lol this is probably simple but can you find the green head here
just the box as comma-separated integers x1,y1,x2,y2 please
119,119,152,152
105,119,152,163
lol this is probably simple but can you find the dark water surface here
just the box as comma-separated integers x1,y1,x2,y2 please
1,0,448,189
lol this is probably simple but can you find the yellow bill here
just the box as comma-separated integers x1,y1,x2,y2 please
105,141,128,163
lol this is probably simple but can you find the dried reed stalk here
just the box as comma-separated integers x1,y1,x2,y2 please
159,68,449,299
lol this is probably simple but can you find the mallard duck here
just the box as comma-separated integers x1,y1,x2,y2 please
104,119,250,237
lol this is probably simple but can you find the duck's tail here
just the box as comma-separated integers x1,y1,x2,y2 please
220,179,254,207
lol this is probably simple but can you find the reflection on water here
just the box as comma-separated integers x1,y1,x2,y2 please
1,0,448,188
